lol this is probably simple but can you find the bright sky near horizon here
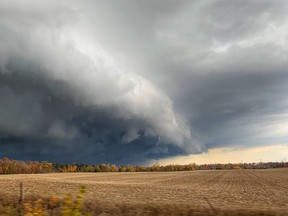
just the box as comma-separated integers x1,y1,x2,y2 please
159,144,288,165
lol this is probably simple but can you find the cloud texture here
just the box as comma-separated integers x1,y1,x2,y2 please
0,0,288,164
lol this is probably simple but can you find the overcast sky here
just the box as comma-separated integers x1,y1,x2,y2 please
0,0,287,164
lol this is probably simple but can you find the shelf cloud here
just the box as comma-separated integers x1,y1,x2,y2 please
0,0,288,164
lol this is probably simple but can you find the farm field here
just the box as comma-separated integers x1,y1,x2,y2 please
0,169,288,215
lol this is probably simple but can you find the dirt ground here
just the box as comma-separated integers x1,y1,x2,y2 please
0,169,288,215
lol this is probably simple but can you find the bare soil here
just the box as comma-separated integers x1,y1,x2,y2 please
0,169,288,215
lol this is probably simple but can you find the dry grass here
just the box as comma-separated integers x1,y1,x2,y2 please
0,169,288,215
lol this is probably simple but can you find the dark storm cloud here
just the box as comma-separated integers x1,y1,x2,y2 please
0,69,191,164
0,0,287,164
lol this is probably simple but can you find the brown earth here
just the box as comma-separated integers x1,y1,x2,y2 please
0,169,288,215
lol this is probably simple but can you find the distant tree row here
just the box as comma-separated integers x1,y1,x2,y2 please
48,163,197,173
196,162,288,170
0,157,287,174
0,157,54,174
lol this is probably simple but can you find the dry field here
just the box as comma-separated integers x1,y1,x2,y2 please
0,169,288,215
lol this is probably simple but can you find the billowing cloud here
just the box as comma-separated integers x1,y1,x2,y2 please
0,0,287,164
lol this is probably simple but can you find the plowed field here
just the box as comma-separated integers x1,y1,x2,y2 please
1,169,288,215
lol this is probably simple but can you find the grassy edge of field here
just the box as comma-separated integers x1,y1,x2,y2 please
0,186,282,216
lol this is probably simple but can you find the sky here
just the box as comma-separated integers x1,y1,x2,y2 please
0,0,288,165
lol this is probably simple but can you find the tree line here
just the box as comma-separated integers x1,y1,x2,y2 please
0,157,287,174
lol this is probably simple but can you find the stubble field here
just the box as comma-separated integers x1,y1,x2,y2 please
0,169,288,215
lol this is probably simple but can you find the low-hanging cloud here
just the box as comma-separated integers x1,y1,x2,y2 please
0,0,204,164
0,0,288,164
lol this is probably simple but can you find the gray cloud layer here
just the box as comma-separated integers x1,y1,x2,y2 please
0,0,287,164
